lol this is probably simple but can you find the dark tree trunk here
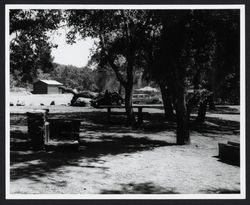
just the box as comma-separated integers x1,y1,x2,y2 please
125,39,136,125
175,87,190,145
186,64,201,119
196,100,208,123
159,83,175,120
187,95,200,120
208,63,217,111
208,94,216,110
124,83,135,125
118,83,122,95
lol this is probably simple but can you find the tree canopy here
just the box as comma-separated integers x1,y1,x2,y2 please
9,9,61,86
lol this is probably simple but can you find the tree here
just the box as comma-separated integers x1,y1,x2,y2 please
209,10,240,106
10,32,38,85
66,10,154,124
10,32,55,85
92,66,120,93
65,9,201,143
140,10,193,144
51,63,96,91
9,9,61,86
88,53,121,93
189,10,240,122
141,10,240,145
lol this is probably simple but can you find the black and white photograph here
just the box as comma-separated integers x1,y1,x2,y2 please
5,4,245,199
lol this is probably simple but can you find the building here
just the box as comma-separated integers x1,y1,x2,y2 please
33,80,63,94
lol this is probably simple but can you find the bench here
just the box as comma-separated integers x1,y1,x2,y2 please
96,104,164,124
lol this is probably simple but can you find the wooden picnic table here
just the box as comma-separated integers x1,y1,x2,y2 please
96,104,164,124
40,105,163,147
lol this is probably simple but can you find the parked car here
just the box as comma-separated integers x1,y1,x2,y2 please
132,94,162,104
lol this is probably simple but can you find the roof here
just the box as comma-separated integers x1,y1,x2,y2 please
36,80,63,86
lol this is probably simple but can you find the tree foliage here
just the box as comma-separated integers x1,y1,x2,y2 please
51,63,96,92
10,32,54,86
135,10,239,143
9,9,61,87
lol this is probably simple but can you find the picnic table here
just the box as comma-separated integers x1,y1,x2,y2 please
26,105,164,150
96,104,164,124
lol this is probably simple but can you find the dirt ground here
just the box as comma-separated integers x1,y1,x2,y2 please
9,104,241,195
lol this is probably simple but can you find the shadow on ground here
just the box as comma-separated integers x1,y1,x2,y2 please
10,108,240,183
10,128,174,182
207,106,239,115
200,188,240,194
190,116,240,136
10,110,239,136
100,182,179,194
213,156,240,167
10,130,32,151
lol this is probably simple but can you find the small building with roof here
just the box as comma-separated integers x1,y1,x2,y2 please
33,80,63,94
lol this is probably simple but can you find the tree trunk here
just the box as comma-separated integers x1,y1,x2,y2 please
196,100,208,123
208,94,216,110
175,87,190,145
125,84,135,125
159,83,175,120
118,82,122,95
187,95,200,120
209,62,217,110
125,39,136,125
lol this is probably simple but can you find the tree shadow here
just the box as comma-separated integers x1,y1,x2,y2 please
10,110,239,183
79,120,176,135
48,111,129,126
100,182,179,194
10,128,175,182
207,106,240,115
10,130,32,151
190,116,240,136
79,135,175,156
48,111,170,127
191,106,239,115
48,111,239,136
200,188,240,194
212,156,240,167
141,121,176,133
11,111,239,136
